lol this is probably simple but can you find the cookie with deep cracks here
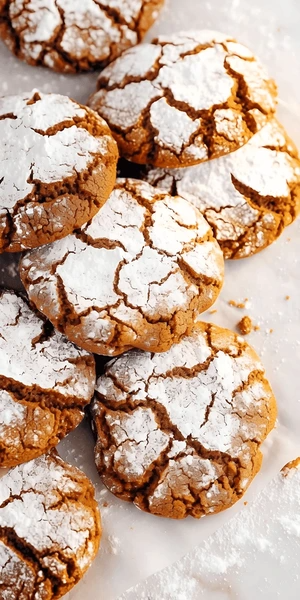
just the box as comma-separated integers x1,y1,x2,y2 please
0,0,164,72
88,30,277,168
0,450,101,599
0,289,95,468
141,119,300,259
20,178,224,356
0,90,118,253
91,322,277,519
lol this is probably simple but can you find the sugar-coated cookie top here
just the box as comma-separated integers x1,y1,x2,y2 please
20,179,224,355
92,322,277,519
0,452,100,599
143,119,300,258
89,30,277,168
0,0,164,72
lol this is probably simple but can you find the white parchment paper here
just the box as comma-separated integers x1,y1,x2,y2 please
0,0,300,598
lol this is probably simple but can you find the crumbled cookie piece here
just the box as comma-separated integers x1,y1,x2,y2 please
91,322,277,519
0,290,95,467
237,316,253,335
0,0,164,72
142,119,300,258
0,90,118,253
89,30,277,168
0,451,101,599
20,179,224,356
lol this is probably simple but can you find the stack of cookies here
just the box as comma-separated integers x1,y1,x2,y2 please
0,3,298,598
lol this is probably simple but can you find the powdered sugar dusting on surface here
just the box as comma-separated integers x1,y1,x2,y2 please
120,459,300,599
22,179,223,354
0,290,93,400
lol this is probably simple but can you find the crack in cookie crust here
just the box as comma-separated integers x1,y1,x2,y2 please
0,90,118,253
0,451,101,599
20,178,224,356
141,119,300,259
88,30,277,168
0,290,95,467
91,322,277,519
0,0,164,72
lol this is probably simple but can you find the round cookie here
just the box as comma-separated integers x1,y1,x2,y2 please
0,90,118,253
142,119,300,259
20,178,224,356
0,0,164,73
0,290,95,468
91,322,277,519
88,30,277,168
0,451,101,599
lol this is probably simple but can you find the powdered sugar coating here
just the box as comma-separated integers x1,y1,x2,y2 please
89,30,277,168
0,290,95,467
142,119,300,258
0,0,164,72
0,90,118,252
120,458,300,599
20,179,224,356
92,322,277,519
0,452,101,599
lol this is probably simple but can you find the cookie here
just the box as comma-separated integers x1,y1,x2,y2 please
20,179,224,356
0,450,101,599
0,0,164,73
142,119,300,259
88,30,277,168
91,322,277,519
0,290,95,468
0,90,118,253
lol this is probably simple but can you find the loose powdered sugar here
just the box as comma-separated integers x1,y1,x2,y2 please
119,458,300,599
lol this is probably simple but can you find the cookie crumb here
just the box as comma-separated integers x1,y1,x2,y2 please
237,316,253,335
285,295,290,300
209,309,217,314
254,325,260,331
229,298,249,309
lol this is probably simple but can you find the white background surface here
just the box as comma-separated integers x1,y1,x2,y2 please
0,0,300,598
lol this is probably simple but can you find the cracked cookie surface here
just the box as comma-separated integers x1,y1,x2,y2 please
0,450,101,599
88,30,277,168
0,289,95,467
0,90,118,253
142,119,300,259
0,0,164,72
91,322,277,519
20,178,224,356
